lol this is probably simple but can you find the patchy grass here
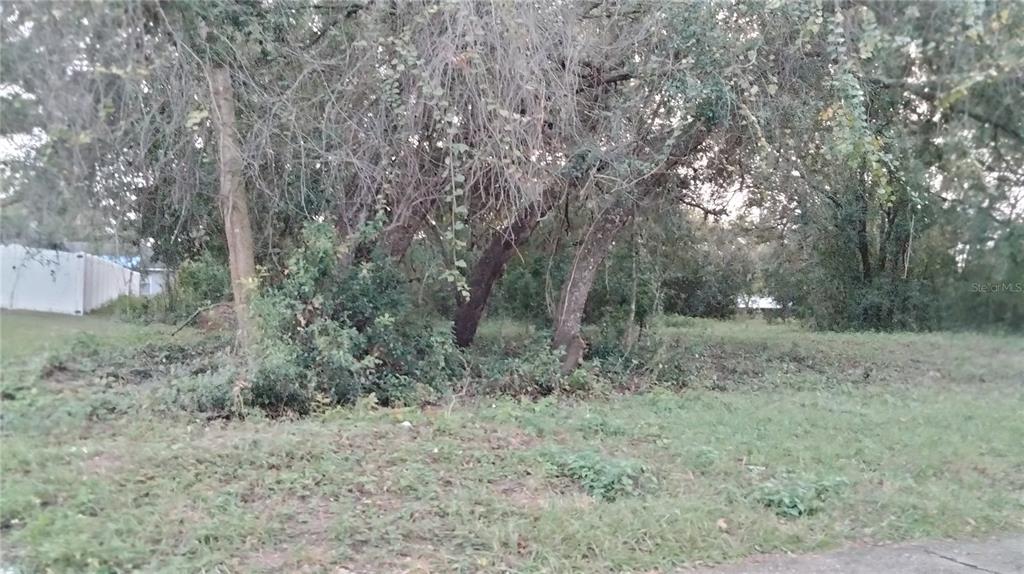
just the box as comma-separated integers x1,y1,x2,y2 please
0,310,172,360
1,314,1023,572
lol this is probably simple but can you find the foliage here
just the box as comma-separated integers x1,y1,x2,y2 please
4,0,1021,345
754,474,849,518
589,326,699,386
112,253,231,324
750,1,1024,334
653,218,755,319
469,330,565,396
153,367,236,415
490,211,755,328
488,255,558,324
248,222,458,413
175,252,232,308
542,449,649,501
760,208,1024,333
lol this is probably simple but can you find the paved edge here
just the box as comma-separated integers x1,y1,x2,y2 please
681,535,1024,574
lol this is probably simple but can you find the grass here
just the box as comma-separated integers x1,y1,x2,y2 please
1,311,1023,572
0,310,174,360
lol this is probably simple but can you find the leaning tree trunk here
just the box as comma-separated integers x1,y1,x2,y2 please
453,208,545,347
552,207,632,374
210,66,257,350
453,151,605,347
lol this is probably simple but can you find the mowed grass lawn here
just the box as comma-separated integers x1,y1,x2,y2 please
0,310,175,360
1,310,1022,573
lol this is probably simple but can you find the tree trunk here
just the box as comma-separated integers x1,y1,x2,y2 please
453,207,544,347
622,225,640,352
382,198,438,262
383,215,423,262
452,150,608,347
552,207,632,374
855,188,872,282
210,66,257,349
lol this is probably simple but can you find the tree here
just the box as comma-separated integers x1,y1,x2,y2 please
209,66,257,345
3,0,1020,368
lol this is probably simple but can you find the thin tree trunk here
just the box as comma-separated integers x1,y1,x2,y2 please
878,208,893,275
210,66,257,350
855,188,872,282
552,207,632,374
622,223,640,352
903,212,915,279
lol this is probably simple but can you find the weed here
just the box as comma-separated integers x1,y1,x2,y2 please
153,366,237,414
690,446,722,470
754,474,850,518
471,331,564,396
542,449,650,501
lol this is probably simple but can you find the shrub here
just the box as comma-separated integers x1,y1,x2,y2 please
542,449,650,501
115,253,231,324
105,295,155,323
470,330,564,396
154,367,236,414
175,252,231,308
584,325,701,388
247,222,459,414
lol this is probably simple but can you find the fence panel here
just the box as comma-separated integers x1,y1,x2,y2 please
1,244,143,315
82,255,141,312
0,245,86,314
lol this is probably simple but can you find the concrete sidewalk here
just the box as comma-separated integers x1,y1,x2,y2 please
688,535,1024,574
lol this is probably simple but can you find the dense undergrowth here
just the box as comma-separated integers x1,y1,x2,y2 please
5,309,1019,430
97,222,1024,418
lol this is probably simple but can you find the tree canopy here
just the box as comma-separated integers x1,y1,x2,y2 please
2,0,1021,367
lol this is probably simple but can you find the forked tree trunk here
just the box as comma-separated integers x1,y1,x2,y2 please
210,66,257,350
382,198,437,262
552,207,632,374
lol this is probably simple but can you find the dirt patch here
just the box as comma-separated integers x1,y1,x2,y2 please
493,477,551,509
195,305,236,333
483,425,541,451
81,451,126,476
38,361,93,387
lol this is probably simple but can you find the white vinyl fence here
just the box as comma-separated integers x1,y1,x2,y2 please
1,244,141,315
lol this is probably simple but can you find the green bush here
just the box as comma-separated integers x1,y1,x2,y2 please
104,295,155,322
584,325,701,388
176,252,231,307
248,222,459,413
115,253,231,324
154,367,236,414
